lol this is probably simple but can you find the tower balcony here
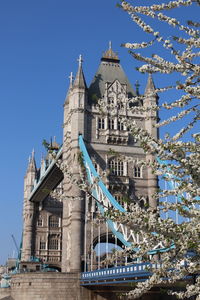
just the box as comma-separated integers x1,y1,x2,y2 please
105,129,129,145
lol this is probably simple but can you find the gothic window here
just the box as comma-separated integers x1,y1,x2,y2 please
117,94,125,109
118,102,124,110
109,160,124,176
98,118,105,129
40,241,46,250
134,166,142,178
108,96,114,104
117,121,124,131
108,119,115,130
48,235,59,250
37,216,43,227
49,215,59,228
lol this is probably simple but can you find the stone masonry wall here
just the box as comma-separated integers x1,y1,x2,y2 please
0,287,11,299
10,273,81,300
0,272,180,300
7,272,115,300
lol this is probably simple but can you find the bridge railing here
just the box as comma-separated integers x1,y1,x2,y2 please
81,262,161,285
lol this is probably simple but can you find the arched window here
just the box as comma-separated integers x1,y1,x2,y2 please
109,160,124,176
134,166,142,178
49,215,59,228
48,235,59,250
98,118,105,129
108,119,115,130
117,121,124,131
108,96,114,104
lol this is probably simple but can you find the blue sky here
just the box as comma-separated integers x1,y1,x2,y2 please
0,0,199,265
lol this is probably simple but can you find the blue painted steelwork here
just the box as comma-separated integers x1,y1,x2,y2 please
79,135,132,248
78,135,175,254
81,261,194,286
81,262,161,285
79,136,126,212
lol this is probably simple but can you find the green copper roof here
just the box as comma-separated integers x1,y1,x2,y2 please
88,47,135,102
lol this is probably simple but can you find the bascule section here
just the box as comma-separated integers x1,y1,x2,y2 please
20,45,158,275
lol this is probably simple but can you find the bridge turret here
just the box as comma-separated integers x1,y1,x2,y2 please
25,150,37,188
21,150,37,261
63,55,88,144
62,55,87,272
144,74,159,208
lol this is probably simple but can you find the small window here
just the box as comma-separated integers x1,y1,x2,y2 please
117,121,124,131
134,166,142,178
108,119,115,130
49,215,59,228
37,217,43,227
48,235,59,250
108,97,114,104
109,160,124,176
40,241,46,250
98,118,105,129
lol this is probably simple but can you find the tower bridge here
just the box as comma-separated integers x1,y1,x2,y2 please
0,46,183,300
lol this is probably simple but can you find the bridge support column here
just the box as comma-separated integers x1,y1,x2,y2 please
62,152,85,273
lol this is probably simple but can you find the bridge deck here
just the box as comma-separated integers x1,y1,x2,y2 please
80,262,160,285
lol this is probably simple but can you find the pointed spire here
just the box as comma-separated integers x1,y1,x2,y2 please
27,149,37,173
40,153,46,177
64,72,74,102
78,54,83,67
69,72,74,89
145,73,156,95
135,80,140,96
73,54,87,89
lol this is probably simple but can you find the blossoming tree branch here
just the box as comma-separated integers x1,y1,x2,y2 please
98,0,200,299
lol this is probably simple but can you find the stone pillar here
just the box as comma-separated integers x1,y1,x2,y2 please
21,155,37,261
21,202,35,261
62,57,87,272
144,75,159,209
62,159,85,272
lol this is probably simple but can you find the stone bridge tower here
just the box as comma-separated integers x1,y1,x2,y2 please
21,45,158,274
61,46,158,272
